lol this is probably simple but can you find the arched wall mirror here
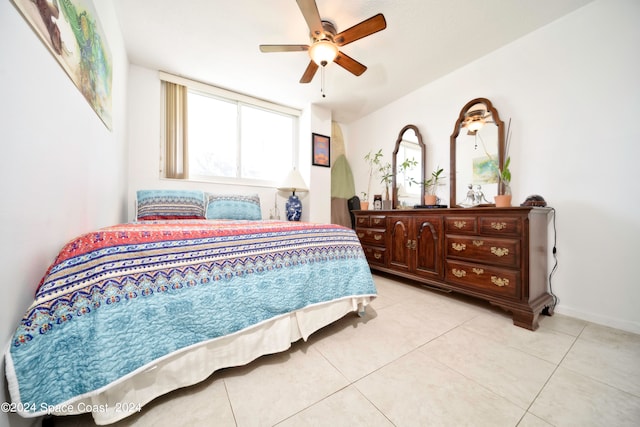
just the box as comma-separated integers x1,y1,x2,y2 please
392,124,426,208
450,98,505,207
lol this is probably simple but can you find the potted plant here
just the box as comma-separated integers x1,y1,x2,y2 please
494,119,512,207
359,191,369,210
422,166,445,205
378,161,393,205
364,149,384,207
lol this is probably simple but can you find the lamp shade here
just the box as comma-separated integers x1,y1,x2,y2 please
278,168,308,194
309,40,338,66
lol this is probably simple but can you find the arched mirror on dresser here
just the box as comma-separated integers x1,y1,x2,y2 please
392,125,426,209
450,98,505,207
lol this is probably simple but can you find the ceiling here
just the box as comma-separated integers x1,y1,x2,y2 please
112,0,594,124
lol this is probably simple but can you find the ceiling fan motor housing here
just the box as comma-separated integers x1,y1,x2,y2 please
313,20,337,42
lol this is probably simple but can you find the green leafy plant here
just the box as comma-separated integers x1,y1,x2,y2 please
477,118,513,196
498,118,512,195
378,161,393,199
398,158,419,183
364,149,384,204
498,156,511,195
422,166,446,196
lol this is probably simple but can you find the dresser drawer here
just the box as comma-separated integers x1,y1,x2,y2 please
362,245,385,266
479,217,522,236
446,236,520,267
370,215,386,228
445,216,478,234
355,215,370,227
355,215,386,229
445,260,519,298
356,228,386,245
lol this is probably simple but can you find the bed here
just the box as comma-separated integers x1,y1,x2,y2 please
4,191,376,425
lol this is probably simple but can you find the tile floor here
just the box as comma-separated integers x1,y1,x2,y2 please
52,274,640,426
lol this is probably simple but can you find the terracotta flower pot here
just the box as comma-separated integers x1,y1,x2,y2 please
424,195,437,205
360,201,370,210
494,194,512,207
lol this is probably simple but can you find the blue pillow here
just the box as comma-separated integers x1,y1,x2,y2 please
136,190,206,220
206,193,262,220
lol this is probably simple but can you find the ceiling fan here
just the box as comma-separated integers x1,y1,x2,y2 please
259,0,387,84
463,107,495,133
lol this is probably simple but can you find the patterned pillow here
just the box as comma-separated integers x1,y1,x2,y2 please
206,193,262,220
136,190,206,220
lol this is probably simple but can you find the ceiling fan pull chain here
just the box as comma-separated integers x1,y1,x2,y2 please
321,66,327,98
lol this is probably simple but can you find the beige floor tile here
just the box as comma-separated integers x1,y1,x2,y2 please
49,376,234,427
517,412,554,426
561,323,640,396
113,376,234,427
355,349,525,427
372,274,440,303
220,340,349,427
421,327,556,408
538,312,588,337
529,366,640,426
309,303,441,382
461,312,577,364
275,385,393,427
373,274,498,329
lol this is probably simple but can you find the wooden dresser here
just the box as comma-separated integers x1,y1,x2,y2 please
354,207,554,330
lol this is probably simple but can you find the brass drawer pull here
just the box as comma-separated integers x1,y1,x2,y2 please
373,218,383,225
491,222,508,230
453,220,466,229
472,268,484,275
405,240,417,250
374,234,382,241
491,276,509,287
491,247,509,257
357,232,364,238
451,242,466,252
374,253,382,259
357,218,366,224
452,268,466,278
472,240,484,246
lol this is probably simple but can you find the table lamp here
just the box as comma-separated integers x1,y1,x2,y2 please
278,167,308,221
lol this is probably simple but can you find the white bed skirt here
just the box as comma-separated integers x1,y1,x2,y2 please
39,295,373,425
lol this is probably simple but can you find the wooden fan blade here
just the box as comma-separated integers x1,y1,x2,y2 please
335,13,387,46
300,61,319,83
296,0,324,38
260,44,309,53
334,51,367,76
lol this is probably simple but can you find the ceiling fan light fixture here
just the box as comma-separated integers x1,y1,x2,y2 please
464,109,487,132
309,40,338,66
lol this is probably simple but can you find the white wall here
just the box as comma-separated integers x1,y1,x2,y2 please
126,66,333,224
0,1,129,425
346,0,640,333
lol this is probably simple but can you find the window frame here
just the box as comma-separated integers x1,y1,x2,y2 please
160,71,301,188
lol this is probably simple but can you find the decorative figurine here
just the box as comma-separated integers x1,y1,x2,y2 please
459,184,477,207
474,185,490,205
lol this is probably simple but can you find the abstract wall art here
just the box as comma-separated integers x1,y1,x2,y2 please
12,0,113,130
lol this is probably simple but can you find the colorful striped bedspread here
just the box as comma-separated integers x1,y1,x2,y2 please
5,220,376,417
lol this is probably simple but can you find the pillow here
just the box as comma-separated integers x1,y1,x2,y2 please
136,190,206,220
206,193,262,220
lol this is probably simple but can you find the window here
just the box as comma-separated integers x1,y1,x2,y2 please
161,73,299,185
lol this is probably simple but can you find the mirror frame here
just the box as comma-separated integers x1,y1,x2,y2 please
392,124,426,209
449,98,505,208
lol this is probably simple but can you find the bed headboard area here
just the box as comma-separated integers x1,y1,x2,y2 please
136,189,262,221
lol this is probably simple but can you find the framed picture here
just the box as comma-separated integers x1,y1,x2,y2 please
312,133,330,167
11,0,113,130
